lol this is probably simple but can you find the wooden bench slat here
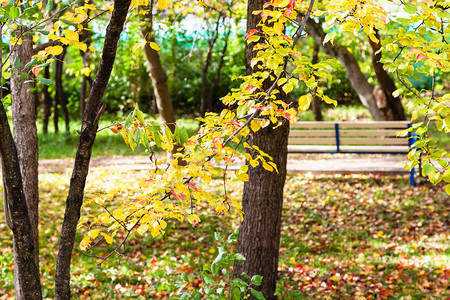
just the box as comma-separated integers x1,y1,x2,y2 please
290,130,335,137
288,138,336,145
339,129,402,137
340,138,408,145
291,121,410,129
288,145,337,152
289,129,404,137
340,145,408,153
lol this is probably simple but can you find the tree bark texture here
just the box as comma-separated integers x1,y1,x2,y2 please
141,4,176,132
55,47,70,132
42,66,52,133
311,42,323,121
0,99,42,300
368,32,405,120
10,34,41,293
232,1,289,299
305,19,385,120
55,1,132,298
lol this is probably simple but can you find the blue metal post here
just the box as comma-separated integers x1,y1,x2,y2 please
334,123,340,153
407,122,418,187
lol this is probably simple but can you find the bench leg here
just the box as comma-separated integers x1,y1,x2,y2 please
410,166,415,187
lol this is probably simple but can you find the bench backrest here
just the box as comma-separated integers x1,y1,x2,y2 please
288,121,412,154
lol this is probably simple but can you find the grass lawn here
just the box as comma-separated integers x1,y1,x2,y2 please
0,170,448,299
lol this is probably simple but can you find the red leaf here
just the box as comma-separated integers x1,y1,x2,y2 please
245,29,258,40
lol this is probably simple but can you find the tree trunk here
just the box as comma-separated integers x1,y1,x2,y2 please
311,42,323,121
369,32,405,120
10,33,41,299
232,1,289,299
200,16,221,116
54,1,132,298
141,2,176,133
306,19,385,120
79,0,92,119
42,66,52,133
55,47,70,132
206,26,231,113
4,32,42,300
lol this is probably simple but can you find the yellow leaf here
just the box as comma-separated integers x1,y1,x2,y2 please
250,120,261,132
84,3,97,10
150,42,161,51
63,29,79,42
411,110,418,122
80,235,91,250
157,0,170,9
188,214,201,227
46,45,64,56
376,231,384,238
298,94,312,111
101,232,113,244
89,229,99,239
330,275,339,281
262,162,273,172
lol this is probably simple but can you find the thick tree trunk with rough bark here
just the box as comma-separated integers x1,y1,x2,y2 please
54,1,132,298
369,32,405,120
1,33,42,300
10,34,41,299
141,3,176,132
306,19,385,120
232,1,289,299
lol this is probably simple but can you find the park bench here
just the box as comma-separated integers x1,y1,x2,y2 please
288,121,418,186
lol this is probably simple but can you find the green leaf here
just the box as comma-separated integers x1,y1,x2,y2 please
181,273,188,282
250,289,266,300
24,57,38,69
227,230,239,244
445,184,450,195
36,78,53,85
135,106,146,125
214,232,225,243
13,56,20,69
60,19,78,26
46,0,53,14
179,126,189,144
201,271,215,285
9,6,20,19
251,275,263,286
422,163,433,176
232,253,246,262
232,278,248,289
211,246,226,275
404,3,417,14
124,111,134,129
233,287,241,300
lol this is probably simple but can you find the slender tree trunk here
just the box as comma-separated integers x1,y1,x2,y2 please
141,2,176,132
42,66,52,133
6,31,42,300
311,42,323,121
369,32,405,120
206,26,231,113
55,1,132,298
232,1,289,299
55,47,70,132
200,16,221,116
79,0,92,119
306,19,385,120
